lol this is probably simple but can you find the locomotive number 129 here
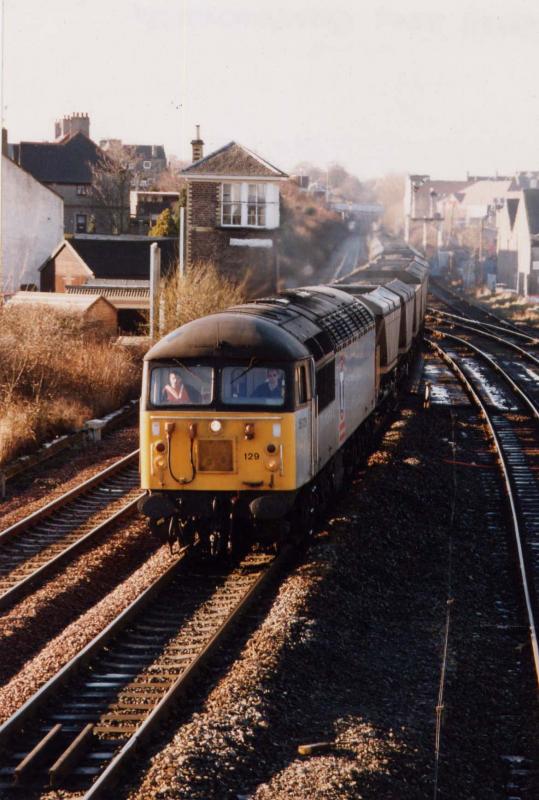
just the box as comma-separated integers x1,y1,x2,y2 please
244,452,260,461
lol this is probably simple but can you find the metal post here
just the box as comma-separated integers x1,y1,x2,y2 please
179,207,185,278
149,243,161,339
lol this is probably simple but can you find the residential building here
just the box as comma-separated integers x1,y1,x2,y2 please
181,129,288,297
10,113,128,235
404,175,472,251
1,132,64,293
511,189,539,296
100,139,167,189
496,195,520,289
130,190,181,232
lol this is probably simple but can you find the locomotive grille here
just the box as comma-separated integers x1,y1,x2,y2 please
197,440,234,472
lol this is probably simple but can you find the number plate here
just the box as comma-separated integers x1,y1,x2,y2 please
197,440,234,472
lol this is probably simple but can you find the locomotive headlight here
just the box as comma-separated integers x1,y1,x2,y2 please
155,456,166,469
210,419,222,434
155,441,166,453
265,458,280,472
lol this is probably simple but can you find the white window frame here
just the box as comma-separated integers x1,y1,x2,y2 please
143,160,152,170
221,182,279,229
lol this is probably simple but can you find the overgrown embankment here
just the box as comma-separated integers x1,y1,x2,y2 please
0,305,142,466
279,183,349,286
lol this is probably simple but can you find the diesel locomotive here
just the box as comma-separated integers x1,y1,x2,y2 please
138,245,428,555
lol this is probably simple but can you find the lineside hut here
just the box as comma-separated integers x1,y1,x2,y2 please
6,292,118,337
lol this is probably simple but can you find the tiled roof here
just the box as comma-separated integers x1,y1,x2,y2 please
131,144,166,160
67,236,178,280
7,291,114,313
182,141,287,178
523,189,539,235
16,132,103,185
458,179,512,206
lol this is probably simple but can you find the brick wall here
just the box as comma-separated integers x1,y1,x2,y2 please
41,245,93,292
86,299,118,335
187,181,277,297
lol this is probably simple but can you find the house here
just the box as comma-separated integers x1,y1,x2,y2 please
130,190,181,232
6,291,118,336
1,131,64,294
404,175,472,251
10,113,129,235
40,234,178,329
511,189,539,296
181,129,288,297
496,195,520,289
100,139,167,190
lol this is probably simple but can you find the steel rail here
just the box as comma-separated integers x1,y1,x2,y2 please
0,553,187,747
429,279,531,335
426,338,539,687
84,549,290,800
0,451,141,611
425,328,539,420
0,547,291,795
0,496,143,612
428,307,539,350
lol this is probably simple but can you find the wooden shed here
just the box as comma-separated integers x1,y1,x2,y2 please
6,291,118,336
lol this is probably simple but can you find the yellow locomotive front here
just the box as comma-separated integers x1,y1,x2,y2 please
140,363,297,493
139,311,314,555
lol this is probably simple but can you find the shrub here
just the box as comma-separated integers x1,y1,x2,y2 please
0,305,142,465
159,261,246,337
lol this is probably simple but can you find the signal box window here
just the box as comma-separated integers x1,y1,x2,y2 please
222,184,242,225
151,366,213,406
222,366,285,407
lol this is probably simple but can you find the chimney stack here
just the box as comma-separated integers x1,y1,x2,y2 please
191,125,204,162
55,112,90,140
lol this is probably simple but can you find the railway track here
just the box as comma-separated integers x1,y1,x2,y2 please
427,337,539,686
428,307,539,352
429,278,538,338
0,546,287,796
0,452,142,612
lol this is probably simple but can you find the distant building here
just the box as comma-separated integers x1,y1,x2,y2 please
40,234,178,330
10,113,128,235
511,189,539,296
1,133,64,293
130,190,181,232
100,139,167,189
181,128,287,297
496,196,520,289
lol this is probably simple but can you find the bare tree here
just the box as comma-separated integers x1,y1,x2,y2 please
89,143,133,234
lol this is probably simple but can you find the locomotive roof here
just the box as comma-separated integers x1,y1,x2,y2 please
145,285,374,363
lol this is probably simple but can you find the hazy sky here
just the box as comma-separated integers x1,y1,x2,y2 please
1,0,538,180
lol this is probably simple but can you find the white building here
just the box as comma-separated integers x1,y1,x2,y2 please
1,153,64,293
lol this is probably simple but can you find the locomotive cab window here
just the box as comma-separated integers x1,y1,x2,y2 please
150,365,213,406
221,366,286,407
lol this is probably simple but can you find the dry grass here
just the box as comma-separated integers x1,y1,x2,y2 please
159,260,246,337
0,305,142,466
475,289,539,326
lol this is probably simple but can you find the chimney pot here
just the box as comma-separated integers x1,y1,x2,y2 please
191,125,204,163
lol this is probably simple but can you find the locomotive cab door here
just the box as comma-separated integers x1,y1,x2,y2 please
294,360,315,485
